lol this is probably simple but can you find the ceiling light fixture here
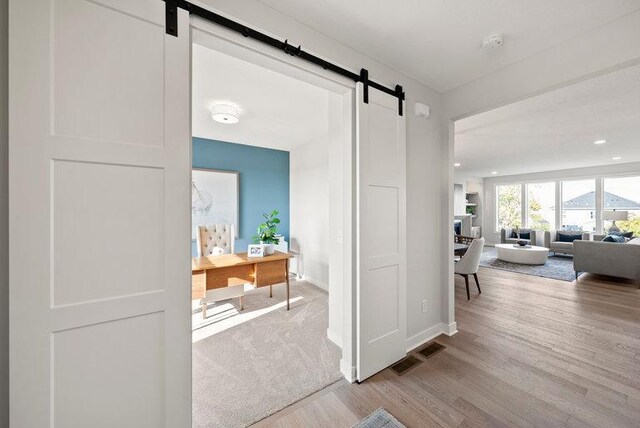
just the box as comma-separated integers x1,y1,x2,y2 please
210,104,240,124
491,171,498,175
612,156,622,160
454,163,461,167
594,139,606,145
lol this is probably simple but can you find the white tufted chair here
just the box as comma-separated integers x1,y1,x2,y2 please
195,224,244,317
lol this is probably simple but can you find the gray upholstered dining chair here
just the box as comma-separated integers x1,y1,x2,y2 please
454,237,485,300
195,224,244,318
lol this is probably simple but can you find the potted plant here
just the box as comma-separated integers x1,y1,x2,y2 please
253,209,280,255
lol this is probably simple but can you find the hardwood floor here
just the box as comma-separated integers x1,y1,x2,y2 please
253,267,640,427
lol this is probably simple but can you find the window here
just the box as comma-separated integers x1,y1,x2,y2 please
602,176,640,235
496,184,522,230
561,179,596,232
527,182,555,231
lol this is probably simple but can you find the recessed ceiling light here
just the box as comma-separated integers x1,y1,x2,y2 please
594,139,606,145
612,156,622,160
454,163,461,167
210,104,240,124
491,171,498,175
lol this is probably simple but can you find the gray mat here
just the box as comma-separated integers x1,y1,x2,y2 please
480,247,582,282
353,408,406,428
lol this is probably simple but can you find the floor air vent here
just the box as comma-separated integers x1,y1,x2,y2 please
417,342,446,359
389,355,422,376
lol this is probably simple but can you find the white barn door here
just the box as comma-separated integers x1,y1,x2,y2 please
9,0,192,426
356,83,407,381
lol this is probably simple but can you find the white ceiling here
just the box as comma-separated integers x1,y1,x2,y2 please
257,0,640,92
454,63,640,178
192,43,331,151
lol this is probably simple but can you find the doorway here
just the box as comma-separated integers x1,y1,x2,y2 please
189,25,354,427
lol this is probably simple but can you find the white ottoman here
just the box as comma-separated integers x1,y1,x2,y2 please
495,244,549,265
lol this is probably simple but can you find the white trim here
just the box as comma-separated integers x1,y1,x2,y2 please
326,328,342,348
302,275,328,292
405,323,448,352
340,360,357,384
444,322,458,336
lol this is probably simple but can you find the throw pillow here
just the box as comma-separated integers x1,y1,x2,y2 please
518,231,531,240
558,233,582,242
610,231,634,239
510,231,518,239
602,235,625,243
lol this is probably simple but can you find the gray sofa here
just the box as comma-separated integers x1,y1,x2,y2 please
500,228,538,246
544,230,590,255
574,238,640,283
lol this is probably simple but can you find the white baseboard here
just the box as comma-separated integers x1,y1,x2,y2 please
444,322,458,336
326,328,342,348
302,275,328,292
405,322,446,352
340,359,357,383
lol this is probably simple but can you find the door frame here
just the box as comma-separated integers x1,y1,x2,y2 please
189,16,358,382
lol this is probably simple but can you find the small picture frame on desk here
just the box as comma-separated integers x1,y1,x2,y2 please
248,244,264,258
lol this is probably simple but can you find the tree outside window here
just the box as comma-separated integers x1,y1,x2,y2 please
527,182,555,231
497,184,522,229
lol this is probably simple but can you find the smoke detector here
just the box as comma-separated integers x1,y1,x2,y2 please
482,33,504,50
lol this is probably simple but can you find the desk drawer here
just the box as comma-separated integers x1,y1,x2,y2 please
206,265,254,290
192,270,206,300
255,259,287,287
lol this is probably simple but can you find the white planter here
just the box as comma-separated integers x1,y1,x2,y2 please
261,243,275,255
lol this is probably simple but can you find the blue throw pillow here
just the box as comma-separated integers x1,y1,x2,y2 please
602,235,625,243
518,231,531,240
558,233,582,242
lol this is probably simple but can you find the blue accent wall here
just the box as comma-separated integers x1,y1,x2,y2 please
192,137,289,255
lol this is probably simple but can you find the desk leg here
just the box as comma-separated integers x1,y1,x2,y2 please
269,285,272,298
201,299,207,319
286,260,290,310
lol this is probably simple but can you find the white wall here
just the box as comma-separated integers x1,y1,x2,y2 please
198,0,447,354
290,138,330,291
0,0,8,424
482,161,640,246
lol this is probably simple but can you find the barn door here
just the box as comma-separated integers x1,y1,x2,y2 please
9,0,192,426
356,83,407,381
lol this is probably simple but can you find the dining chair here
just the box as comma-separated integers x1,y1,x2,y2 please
454,237,485,300
196,224,244,318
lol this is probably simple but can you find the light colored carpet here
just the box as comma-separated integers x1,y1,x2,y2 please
192,281,342,428
479,247,583,282
353,408,406,428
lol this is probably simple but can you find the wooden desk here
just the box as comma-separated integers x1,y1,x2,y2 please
192,251,294,316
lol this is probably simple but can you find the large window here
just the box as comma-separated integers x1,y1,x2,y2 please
496,184,522,230
527,182,555,231
603,176,640,235
561,179,596,232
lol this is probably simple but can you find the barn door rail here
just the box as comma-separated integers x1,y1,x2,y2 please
164,0,405,115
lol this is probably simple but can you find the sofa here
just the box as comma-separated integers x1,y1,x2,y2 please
544,230,590,255
500,228,538,246
574,237,640,284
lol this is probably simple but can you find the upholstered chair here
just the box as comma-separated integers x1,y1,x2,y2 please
195,224,244,318
454,237,485,300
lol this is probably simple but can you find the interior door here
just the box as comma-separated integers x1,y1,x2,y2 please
356,83,407,381
9,0,191,426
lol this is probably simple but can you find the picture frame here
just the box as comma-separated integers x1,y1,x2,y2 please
247,244,264,258
192,168,239,240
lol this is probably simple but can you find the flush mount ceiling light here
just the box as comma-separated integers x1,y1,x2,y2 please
491,171,498,175
210,104,240,124
594,139,606,145
454,163,461,167
612,156,622,160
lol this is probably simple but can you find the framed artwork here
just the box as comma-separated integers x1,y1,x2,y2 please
192,168,239,240
247,244,264,258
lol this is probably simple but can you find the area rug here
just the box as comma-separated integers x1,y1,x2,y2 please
192,281,342,428
353,408,406,428
479,247,582,282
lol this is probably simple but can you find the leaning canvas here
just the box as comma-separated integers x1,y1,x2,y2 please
192,168,239,239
